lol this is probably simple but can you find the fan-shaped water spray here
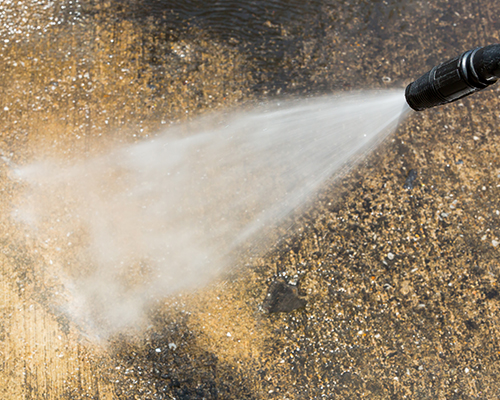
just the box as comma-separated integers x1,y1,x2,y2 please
13,90,408,337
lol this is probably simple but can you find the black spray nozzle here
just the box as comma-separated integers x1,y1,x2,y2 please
405,44,500,111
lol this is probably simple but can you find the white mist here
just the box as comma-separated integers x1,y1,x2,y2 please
13,90,409,337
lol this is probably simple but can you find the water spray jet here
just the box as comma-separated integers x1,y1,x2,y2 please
405,44,500,111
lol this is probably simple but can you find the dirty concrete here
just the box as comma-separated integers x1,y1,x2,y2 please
0,0,499,398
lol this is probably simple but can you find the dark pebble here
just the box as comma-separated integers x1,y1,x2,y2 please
403,169,418,190
262,280,307,313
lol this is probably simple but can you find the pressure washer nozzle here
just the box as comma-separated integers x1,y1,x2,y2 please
405,44,500,111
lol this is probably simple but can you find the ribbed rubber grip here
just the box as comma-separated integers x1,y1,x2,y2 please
405,45,500,111
405,69,443,111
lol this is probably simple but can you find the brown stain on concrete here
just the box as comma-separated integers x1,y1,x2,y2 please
1,0,500,398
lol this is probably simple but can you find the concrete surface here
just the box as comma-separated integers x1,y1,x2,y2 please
0,0,499,398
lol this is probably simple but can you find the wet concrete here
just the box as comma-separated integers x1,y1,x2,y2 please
1,0,500,398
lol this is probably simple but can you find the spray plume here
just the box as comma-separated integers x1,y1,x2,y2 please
13,91,407,338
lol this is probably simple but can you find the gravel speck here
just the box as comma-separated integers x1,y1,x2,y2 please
403,169,418,189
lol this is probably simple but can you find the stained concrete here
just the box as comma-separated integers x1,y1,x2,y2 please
0,0,499,398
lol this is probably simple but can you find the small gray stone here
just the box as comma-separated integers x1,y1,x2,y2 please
262,280,307,313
